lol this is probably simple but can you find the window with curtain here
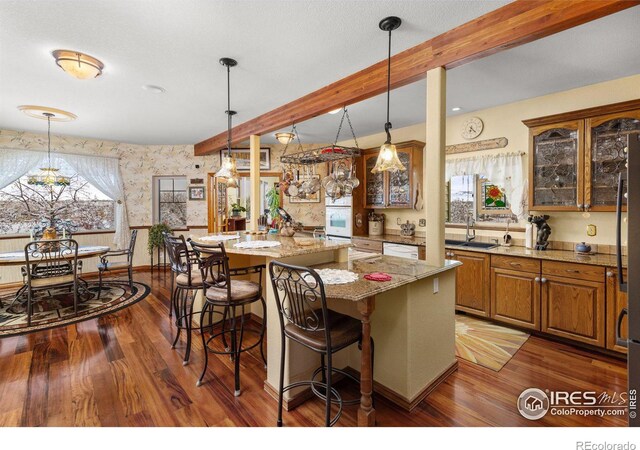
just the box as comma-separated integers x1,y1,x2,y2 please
153,176,187,228
0,159,115,235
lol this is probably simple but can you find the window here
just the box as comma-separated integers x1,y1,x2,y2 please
0,160,115,235
154,176,187,229
447,174,516,224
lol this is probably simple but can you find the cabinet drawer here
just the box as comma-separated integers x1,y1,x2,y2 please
352,238,383,253
542,260,604,282
491,255,540,273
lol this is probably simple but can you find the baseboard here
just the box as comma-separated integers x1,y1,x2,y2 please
343,360,458,412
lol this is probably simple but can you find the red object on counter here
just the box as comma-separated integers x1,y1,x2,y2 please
364,272,392,282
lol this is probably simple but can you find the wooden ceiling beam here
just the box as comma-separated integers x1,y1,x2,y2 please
195,0,638,156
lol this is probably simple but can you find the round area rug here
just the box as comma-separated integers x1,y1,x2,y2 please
0,280,150,337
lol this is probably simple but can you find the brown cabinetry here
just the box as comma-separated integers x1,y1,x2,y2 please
449,249,490,317
606,268,628,354
490,256,541,330
361,140,424,209
524,100,640,212
352,237,383,254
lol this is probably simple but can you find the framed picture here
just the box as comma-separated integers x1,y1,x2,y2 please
477,178,511,215
289,176,321,203
219,148,271,171
188,186,206,201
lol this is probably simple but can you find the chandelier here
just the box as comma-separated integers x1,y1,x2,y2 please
215,57,240,188
27,113,70,186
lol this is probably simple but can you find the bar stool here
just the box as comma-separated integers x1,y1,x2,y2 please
164,233,205,366
190,240,267,395
269,261,374,427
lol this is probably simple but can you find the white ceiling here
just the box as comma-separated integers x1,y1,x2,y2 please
0,1,638,147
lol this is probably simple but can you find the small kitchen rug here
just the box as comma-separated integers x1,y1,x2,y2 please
455,314,530,371
0,280,150,338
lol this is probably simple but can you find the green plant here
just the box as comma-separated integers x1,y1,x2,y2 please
230,202,247,212
148,222,172,254
265,186,280,221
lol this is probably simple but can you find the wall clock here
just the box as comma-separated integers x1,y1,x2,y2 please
461,117,484,140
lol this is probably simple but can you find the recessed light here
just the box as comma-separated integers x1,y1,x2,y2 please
328,108,342,115
451,107,462,112
17,105,77,121
142,84,166,94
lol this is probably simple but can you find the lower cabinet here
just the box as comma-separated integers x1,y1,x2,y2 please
450,250,490,317
606,268,628,354
541,275,605,347
491,267,540,330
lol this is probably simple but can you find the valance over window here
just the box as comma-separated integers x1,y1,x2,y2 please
0,149,130,249
445,152,528,219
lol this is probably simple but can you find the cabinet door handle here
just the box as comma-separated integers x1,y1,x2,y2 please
585,203,591,211
577,203,584,210
541,277,547,283
607,271,614,278
535,277,541,283
565,269,580,273
509,262,521,267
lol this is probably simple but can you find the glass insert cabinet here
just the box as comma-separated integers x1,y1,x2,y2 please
525,102,640,212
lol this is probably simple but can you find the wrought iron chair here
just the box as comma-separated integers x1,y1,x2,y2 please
269,261,374,427
23,239,80,326
190,240,266,394
97,229,137,298
164,233,208,365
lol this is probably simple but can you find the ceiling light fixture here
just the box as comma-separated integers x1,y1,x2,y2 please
275,132,295,145
27,113,70,187
328,108,342,115
215,57,240,188
452,107,462,112
52,49,104,79
372,16,405,174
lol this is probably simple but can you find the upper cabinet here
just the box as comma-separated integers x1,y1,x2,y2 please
361,140,424,209
524,100,640,212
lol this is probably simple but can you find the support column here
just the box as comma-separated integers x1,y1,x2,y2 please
249,134,261,231
425,67,446,267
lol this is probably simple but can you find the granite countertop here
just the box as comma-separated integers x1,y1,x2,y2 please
311,255,460,302
445,243,627,268
189,233,350,258
353,234,426,246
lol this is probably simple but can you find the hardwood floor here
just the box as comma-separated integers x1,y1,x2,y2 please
0,270,628,427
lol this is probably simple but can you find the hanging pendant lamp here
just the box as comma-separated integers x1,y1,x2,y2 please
371,16,405,174
215,57,240,188
27,113,70,186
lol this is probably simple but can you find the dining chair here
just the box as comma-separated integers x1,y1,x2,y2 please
190,240,267,394
97,229,138,298
24,239,80,326
269,260,374,427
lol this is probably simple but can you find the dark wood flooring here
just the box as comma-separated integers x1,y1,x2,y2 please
0,270,628,426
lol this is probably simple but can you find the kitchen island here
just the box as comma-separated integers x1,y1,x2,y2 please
189,233,460,426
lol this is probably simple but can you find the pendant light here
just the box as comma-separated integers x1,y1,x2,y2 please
371,16,405,174
215,57,240,188
27,113,70,186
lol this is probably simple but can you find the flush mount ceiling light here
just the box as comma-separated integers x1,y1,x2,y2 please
17,105,77,122
142,84,166,94
52,49,104,79
27,112,70,187
275,132,295,145
215,57,240,188
328,108,342,115
371,16,405,174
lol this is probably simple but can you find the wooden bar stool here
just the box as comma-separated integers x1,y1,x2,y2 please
190,241,267,395
269,261,374,427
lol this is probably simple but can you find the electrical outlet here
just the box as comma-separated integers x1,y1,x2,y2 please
419,219,426,227
396,217,402,225
587,224,597,237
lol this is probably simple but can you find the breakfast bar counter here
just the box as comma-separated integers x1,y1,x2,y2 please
189,233,460,426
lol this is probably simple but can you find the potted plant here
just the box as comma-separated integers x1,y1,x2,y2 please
230,202,246,217
265,186,281,230
148,222,172,255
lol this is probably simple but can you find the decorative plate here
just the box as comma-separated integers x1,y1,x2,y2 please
310,269,359,285
233,240,282,249
199,234,240,242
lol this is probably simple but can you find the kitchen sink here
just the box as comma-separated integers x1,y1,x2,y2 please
445,239,497,249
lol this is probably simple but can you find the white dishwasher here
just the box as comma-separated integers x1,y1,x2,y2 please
383,242,419,260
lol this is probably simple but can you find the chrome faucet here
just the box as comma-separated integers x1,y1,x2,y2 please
465,213,476,242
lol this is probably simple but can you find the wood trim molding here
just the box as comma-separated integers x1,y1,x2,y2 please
0,225,209,241
194,1,638,155
522,98,640,128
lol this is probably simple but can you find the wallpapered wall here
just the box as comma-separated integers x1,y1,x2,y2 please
0,130,328,228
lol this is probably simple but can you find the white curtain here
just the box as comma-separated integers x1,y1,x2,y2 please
61,153,130,249
0,149,45,189
446,152,528,219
